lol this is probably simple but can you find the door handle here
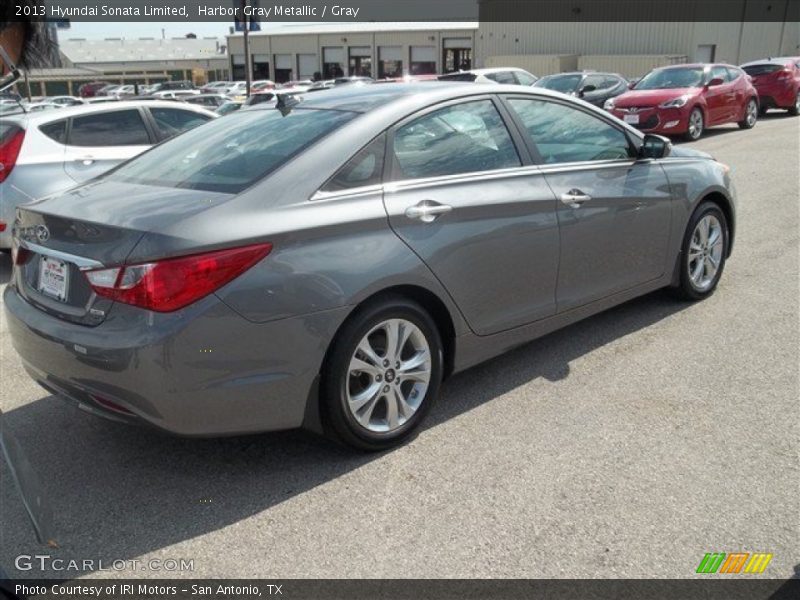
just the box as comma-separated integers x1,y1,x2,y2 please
560,189,592,208
405,200,453,223
75,156,95,166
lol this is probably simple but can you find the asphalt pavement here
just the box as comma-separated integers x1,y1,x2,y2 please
0,113,797,580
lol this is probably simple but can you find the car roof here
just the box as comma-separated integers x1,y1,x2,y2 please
741,57,796,66
260,81,606,115
0,100,215,125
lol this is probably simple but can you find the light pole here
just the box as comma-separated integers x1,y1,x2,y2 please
241,0,253,97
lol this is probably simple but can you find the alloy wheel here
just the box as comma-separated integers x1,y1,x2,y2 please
688,215,724,291
688,109,703,140
746,100,758,126
346,319,432,433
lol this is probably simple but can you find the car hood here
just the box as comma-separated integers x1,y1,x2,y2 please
614,87,699,107
26,179,235,233
668,145,713,160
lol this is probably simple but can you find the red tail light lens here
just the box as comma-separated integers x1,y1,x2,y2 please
84,243,273,312
0,128,25,183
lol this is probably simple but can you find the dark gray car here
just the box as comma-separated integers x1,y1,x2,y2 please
4,84,736,450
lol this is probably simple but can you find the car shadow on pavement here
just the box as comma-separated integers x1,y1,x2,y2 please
0,271,693,578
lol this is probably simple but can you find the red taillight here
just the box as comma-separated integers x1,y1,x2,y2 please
0,129,25,184
84,243,273,312
0,221,5,232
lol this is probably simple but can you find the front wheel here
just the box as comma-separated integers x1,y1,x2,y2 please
738,98,758,129
684,107,704,141
671,202,729,301
321,297,443,451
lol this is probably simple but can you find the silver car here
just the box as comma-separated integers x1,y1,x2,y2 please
4,84,736,451
0,101,217,248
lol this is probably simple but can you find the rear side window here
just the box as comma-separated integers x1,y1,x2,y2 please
508,98,632,164
514,71,537,86
69,110,150,146
39,120,67,143
108,108,355,194
322,134,386,192
149,107,211,139
392,100,520,180
486,71,517,84
742,64,783,76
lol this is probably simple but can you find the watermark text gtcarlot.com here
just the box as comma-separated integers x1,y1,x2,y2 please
15,555,195,573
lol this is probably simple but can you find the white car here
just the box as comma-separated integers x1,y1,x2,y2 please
438,67,539,86
151,90,201,100
0,101,217,248
22,102,64,112
46,96,85,107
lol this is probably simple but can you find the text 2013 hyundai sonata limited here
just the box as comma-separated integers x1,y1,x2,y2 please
5,84,736,451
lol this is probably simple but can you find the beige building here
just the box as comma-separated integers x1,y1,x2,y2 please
226,23,478,82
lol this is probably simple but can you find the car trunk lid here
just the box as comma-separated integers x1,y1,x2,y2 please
12,180,233,326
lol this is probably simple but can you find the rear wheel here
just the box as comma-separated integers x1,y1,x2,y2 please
684,108,704,141
671,202,729,301
321,297,443,451
738,98,758,129
789,92,800,116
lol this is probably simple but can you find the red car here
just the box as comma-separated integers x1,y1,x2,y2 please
605,63,759,141
741,57,800,116
77,81,111,99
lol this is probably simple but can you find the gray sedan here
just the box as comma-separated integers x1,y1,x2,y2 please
4,84,736,451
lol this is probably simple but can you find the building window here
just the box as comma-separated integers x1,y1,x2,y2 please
253,54,271,80
274,54,292,83
323,47,345,79
410,46,436,75
378,46,403,78
348,47,372,77
443,38,472,73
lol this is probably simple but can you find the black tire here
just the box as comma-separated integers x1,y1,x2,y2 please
738,98,758,129
321,296,444,451
788,92,800,116
684,107,704,141
671,202,729,302
758,105,769,117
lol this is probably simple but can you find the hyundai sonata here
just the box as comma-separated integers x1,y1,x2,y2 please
5,84,736,450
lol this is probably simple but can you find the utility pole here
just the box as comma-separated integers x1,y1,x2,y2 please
242,0,253,97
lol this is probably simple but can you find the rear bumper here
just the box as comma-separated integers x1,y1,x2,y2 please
755,87,796,109
4,284,348,436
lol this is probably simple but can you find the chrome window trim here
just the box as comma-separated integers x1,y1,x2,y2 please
311,184,385,202
384,165,544,193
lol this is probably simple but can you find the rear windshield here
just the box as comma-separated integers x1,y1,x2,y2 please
535,74,582,93
106,108,356,194
742,64,784,76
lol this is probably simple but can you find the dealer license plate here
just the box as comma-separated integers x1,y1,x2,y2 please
38,256,69,302
623,114,640,125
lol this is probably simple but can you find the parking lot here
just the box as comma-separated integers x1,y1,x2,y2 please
0,112,797,579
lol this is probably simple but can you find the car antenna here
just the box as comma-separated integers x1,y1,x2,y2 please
275,92,302,116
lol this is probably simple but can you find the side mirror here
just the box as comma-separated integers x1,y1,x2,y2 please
578,84,597,97
707,77,724,87
628,78,639,89
638,134,671,160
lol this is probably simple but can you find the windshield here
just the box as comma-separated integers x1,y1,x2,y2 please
634,67,707,90
535,74,582,93
107,108,355,194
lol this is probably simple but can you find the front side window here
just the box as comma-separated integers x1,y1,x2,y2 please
107,108,355,194
535,74,582,93
508,98,632,164
149,107,211,139
710,66,730,83
392,100,520,180
584,74,612,91
69,110,150,147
